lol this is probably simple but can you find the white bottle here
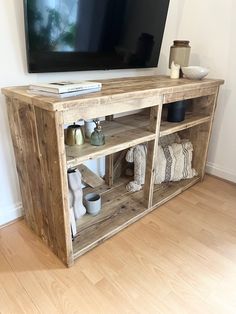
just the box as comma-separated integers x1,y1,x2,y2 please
84,120,96,138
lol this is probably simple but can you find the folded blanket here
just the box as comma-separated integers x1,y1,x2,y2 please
126,137,197,192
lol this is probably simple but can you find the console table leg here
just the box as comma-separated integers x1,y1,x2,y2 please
143,104,163,208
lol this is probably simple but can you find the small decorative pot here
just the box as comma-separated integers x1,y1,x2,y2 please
84,120,96,139
65,123,84,146
167,100,186,122
84,193,101,215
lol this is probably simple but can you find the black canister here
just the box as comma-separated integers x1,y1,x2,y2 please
167,100,186,122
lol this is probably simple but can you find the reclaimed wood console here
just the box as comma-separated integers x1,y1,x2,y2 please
2,76,224,266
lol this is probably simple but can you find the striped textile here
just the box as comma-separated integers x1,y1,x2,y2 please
126,139,197,188
154,141,197,184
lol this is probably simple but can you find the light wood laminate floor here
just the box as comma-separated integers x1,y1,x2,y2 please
1,175,236,314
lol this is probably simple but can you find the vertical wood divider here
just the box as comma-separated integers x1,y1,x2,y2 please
143,102,163,208
105,115,114,187
55,111,74,266
194,88,220,180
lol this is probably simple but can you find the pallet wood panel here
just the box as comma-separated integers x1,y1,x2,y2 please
180,123,212,180
2,76,223,113
105,115,114,187
179,91,219,180
152,176,200,206
163,86,218,104
34,108,72,266
77,164,105,188
191,94,217,116
160,113,211,137
143,105,162,208
63,93,162,123
6,98,39,232
6,99,72,265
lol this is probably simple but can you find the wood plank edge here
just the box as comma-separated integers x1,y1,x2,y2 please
67,133,156,168
160,116,211,137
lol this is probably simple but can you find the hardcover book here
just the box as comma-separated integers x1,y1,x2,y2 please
29,81,102,94
28,86,101,98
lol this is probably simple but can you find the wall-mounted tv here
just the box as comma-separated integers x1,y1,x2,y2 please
24,0,170,73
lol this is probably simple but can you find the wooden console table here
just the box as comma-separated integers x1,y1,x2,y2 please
2,76,224,266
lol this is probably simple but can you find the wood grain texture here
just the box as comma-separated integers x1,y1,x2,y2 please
105,115,114,187
6,98,72,266
2,76,223,114
73,176,200,258
163,85,218,103
179,91,219,180
1,175,236,314
77,164,105,188
160,113,211,137
34,108,73,266
143,104,163,208
6,97,37,230
113,150,127,180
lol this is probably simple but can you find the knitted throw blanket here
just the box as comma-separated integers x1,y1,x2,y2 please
126,140,197,192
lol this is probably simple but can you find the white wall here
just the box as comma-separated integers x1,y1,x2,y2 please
173,0,236,182
0,0,235,225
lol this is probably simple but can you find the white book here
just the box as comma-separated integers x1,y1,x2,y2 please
29,80,102,94
28,86,101,98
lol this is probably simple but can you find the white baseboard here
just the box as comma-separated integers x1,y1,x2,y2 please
0,202,23,226
206,162,236,183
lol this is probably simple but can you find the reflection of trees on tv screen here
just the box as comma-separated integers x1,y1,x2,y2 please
28,0,78,51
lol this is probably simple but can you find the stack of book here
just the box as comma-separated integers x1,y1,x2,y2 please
28,80,102,98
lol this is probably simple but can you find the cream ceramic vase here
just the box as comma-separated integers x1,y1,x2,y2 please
169,40,191,68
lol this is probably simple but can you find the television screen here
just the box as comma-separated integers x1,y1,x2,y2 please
24,0,170,73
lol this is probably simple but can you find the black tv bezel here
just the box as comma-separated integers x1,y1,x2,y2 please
23,0,170,73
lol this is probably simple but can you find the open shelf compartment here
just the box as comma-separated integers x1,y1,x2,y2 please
152,176,200,206
160,113,210,137
72,175,200,259
66,111,211,168
66,113,155,168
71,93,217,260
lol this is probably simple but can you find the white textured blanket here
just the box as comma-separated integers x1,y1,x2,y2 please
126,139,197,192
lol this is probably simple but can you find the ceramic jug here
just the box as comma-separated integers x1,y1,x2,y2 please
65,123,84,146
169,40,191,68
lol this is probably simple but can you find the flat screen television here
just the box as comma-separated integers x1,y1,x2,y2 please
24,0,170,73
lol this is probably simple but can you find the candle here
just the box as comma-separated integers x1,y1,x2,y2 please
170,61,180,79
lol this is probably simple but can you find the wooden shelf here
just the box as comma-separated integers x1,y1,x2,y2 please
159,113,211,137
72,181,143,258
152,176,200,206
72,176,200,259
66,114,155,168
66,113,211,168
